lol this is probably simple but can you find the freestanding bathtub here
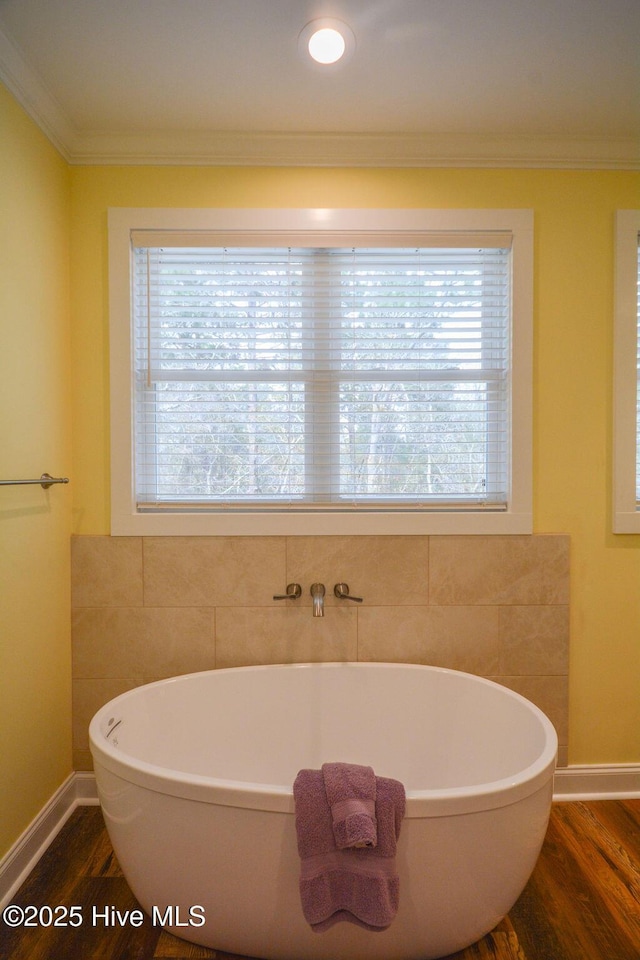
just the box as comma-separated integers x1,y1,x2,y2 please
89,662,557,960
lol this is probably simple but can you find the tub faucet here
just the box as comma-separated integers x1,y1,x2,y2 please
310,582,326,617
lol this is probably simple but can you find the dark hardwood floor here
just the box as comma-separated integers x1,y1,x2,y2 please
1,800,639,960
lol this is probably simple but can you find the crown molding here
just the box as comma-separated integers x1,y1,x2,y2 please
65,129,640,169
0,26,74,161
1,24,638,170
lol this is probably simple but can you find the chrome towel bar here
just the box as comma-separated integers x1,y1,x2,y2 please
0,473,70,489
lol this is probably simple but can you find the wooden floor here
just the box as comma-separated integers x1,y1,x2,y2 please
1,800,639,960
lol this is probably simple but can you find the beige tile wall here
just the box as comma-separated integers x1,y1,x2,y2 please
71,534,570,769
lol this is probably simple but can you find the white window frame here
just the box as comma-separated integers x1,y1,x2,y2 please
109,208,533,535
613,210,640,533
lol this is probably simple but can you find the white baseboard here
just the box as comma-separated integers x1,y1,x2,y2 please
0,772,98,910
67,765,639,801
73,770,99,803
1,765,638,909
553,763,640,801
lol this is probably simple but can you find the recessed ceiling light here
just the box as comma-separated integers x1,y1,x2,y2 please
309,27,345,64
298,19,356,66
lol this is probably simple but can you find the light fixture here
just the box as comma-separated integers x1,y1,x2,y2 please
309,27,345,64
298,18,356,66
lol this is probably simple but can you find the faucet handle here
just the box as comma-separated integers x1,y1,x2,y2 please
334,582,363,603
273,583,302,600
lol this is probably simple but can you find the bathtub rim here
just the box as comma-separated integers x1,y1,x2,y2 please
89,662,558,819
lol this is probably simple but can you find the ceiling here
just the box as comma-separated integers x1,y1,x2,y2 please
0,0,638,167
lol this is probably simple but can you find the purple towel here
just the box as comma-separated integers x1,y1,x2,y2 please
322,762,377,849
293,768,405,932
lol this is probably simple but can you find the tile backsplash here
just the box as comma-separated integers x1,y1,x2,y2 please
71,534,570,769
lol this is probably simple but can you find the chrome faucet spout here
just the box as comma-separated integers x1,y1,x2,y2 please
310,582,326,617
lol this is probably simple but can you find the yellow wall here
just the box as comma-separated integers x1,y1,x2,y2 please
0,85,72,857
70,165,640,765
1,75,638,862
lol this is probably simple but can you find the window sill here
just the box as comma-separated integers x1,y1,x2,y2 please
110,508,533,536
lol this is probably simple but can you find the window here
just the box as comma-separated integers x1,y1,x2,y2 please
613,210,640,533
109,209,532,535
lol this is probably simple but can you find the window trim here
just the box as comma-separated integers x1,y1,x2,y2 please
109,207,533,535
613,210,640,533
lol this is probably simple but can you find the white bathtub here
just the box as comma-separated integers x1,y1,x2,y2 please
89,662,557,960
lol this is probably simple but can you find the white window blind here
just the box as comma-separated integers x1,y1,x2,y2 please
131,232,512,513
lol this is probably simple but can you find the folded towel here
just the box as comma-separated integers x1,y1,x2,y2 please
293,768,405,932
322,762,377,849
